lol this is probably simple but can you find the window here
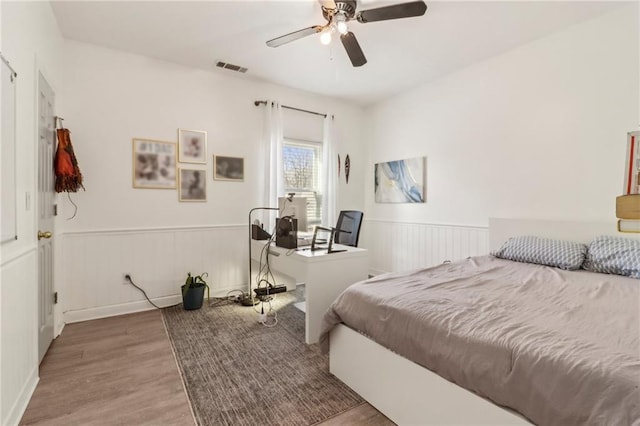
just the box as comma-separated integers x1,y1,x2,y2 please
282,139,322,230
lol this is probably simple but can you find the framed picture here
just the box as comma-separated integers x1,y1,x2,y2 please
179,168,207,202
214,155,244,181
374,156,426,203
178,128,207,164
132,139,176,189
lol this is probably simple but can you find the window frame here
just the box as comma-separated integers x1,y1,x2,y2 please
282,138,323,230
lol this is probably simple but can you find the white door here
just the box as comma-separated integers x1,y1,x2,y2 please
37,72,55,362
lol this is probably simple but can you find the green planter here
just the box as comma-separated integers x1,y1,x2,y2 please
181,272,209,310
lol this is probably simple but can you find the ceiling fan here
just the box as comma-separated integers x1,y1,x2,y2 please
266,0,428,67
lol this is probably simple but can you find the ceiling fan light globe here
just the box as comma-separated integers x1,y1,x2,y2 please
334,12,349,34
320,31,332,45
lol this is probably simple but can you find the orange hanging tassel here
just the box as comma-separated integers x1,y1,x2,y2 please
54,128,84,193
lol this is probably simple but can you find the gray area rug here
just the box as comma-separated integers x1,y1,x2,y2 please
162,292,363,426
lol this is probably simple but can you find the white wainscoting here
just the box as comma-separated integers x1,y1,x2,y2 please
360,220,489,275
60,224,247,323
59,221,489,322
1,249,39,426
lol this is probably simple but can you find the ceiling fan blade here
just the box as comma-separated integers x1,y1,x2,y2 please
340,32,367,67
356,1,427,23
266,26,324,48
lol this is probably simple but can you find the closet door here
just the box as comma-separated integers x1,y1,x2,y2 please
37,72,55,362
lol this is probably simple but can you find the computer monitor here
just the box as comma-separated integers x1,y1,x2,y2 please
278,196,308,232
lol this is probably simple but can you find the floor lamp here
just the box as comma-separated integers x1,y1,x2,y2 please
241,206,279,306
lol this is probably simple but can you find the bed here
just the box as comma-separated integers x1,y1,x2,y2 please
319,218,640,425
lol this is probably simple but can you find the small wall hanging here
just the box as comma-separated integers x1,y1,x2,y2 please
338,154,341,178
55,118,84,193
55,118,84,220
345,154,350,184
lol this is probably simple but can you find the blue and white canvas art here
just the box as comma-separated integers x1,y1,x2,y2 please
375,157,425,203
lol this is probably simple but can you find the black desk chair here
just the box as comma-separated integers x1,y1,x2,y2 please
334,210,364,247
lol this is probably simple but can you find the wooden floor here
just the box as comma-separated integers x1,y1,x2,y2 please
20,310,394,426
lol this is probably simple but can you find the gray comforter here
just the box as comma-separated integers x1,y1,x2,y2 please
319,255,640,426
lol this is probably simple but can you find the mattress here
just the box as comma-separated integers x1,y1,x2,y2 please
319,255,640,426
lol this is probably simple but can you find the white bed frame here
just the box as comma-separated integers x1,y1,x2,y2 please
329,218,635,425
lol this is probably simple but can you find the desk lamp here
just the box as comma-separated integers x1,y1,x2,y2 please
241,206,278,306
241,194,294,306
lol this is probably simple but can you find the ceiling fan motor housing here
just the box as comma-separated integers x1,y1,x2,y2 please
323,0,357,21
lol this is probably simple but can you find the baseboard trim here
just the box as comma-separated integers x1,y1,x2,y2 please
63,286,248,323
64,295,183,323
55,321,65,338
4,366,39,426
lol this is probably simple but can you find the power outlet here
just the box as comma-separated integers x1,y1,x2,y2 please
123,273,132,285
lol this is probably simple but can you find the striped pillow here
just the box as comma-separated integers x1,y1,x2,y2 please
583,235,640,279
493,236,587,270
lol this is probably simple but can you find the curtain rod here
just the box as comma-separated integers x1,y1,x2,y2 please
254,100,327,118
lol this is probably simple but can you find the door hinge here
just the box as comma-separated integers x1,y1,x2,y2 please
53,292,58,304
53,204,58,216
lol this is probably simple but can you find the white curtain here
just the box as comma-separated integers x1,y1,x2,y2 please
321,114,337,227
261,101,284,227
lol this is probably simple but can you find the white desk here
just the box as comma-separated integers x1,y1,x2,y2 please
250,239,368,344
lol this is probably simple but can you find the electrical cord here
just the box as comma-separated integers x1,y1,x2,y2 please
262,310,278,328
125,262,280,326
244,203,286,307
226,289,245,300
206,290,244,307
258,241,277,288
125,274,230,309
249,200,294,325
252,204,288,296
254,298,278,327
125,274,177,309
66,192,78,220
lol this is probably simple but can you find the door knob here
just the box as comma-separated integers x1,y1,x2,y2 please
38,231,53,240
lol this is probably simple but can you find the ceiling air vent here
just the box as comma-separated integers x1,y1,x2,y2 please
215,61,248,74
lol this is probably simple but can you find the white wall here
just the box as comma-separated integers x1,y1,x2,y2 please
361,4,639,272
0,2,64,425
58,40,365,321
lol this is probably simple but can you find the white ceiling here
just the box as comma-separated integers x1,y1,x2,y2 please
50,0,624,106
